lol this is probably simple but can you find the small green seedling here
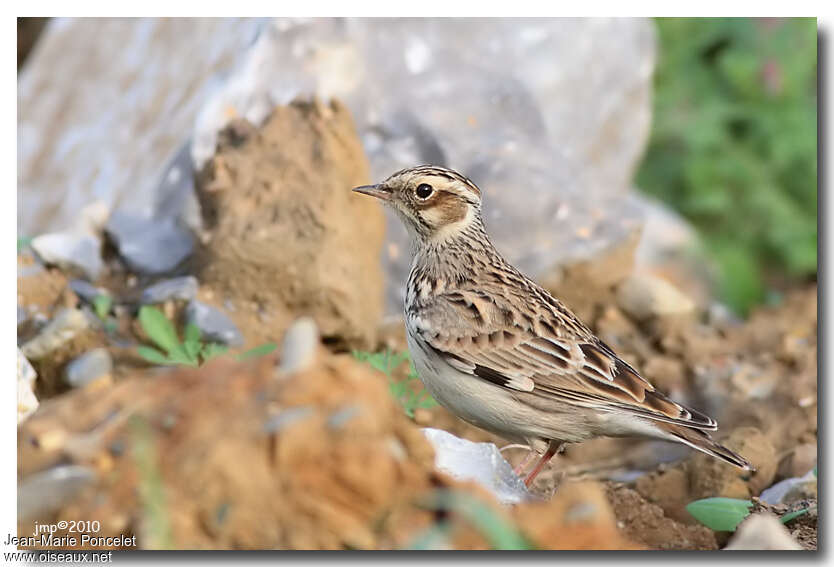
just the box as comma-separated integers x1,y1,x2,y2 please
352,350,438,418
93,294,113,320
136,306,276,367
136,306,227,367
685,497,753,532
237,342,278,361
687,496,815,531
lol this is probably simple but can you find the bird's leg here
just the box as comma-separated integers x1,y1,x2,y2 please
513,450,537,476
523,441,564,487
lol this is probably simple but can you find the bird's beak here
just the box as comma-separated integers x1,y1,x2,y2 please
352,184,392,201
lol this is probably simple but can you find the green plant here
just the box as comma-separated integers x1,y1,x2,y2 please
412,490,532,550
687,496,816,531
637,18,817,314
352,350,439,418
93,293,112,320
129,416,173,549
136,305,277,367
238,342,278,360
136,306,228,367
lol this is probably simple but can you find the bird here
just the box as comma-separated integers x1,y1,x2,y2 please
353,165,752,487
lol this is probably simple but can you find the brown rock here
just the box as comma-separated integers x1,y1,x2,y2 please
17,254,70,321
196,98,385,350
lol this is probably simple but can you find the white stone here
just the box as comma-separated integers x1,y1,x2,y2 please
17,350,39,423
725,513,803,550
422,428,531,505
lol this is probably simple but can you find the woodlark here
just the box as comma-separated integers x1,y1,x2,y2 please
354,165,752,486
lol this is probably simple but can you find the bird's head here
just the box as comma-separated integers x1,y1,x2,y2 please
353,165,483,244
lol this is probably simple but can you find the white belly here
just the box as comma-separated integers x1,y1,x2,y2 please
406,330,553,444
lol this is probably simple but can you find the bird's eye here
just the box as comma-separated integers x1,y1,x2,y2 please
415,183,434,199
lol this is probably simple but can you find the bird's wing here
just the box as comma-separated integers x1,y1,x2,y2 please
412,288,717,431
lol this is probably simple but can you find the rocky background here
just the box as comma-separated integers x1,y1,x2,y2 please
17,18,816,550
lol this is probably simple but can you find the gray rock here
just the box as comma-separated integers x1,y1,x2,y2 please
141,276,199,304
759,468,817,506
18,18,264,235
191,18,655,315
106,211,195,275
278,317,319,375
69,279,108,304
724,513,803,550
21,308,89,360
20,18,656,318
17,305,28,326
422,428,531,505
65,348,113,388
18,465,97,522
185,300,244,346
31,231,103,280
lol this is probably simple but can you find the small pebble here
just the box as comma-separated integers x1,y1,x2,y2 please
31,231,103,281
17,349,38,423
21,308,89,360
616,273,695,320
263,407,313,433
140,276,199,304
69,279,108,304
725,513,802,550
106,211,194,275
327,405,362,429
65,348,113,388
279,317,319,375
185,300,244,346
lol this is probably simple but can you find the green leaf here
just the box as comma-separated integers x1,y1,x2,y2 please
137,346,176,366
138,306,183,357
93,294,113,320
201,343,228,362
238,342,278,361
182,339,202,364
686,497,753,532
184,323,202,345
780,506,813,524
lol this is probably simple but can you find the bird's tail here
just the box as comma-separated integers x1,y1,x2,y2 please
660,423,754,471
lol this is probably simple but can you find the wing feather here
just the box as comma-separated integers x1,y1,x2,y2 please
415,291,717,431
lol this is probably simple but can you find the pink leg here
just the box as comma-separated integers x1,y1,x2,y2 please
523,442,564,487
513,451,537,476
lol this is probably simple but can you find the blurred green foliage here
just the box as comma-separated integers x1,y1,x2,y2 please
637,18,817,314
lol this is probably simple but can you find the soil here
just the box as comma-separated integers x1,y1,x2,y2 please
17,349,641,550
